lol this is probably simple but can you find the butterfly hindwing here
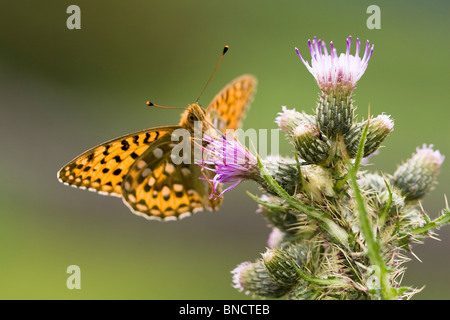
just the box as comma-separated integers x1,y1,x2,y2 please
57,126,178,196
206,74,257,133
121,134,221,220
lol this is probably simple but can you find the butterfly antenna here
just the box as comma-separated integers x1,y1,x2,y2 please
146,101,185,110
196,45,229,103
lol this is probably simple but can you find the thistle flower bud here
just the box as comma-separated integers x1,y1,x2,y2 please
365,114,394,155
267,227,288,249
316,92,355,137
392,144,445,201
345,114,394,158
291,122,331,164
231,260,290,298
276,106,332,164
262,248,300,288
275,106,315,136
259,156,301,196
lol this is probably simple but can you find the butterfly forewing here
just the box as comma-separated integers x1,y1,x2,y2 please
206,74,257,132
58,127,177,196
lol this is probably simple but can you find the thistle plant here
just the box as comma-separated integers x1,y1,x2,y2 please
198,36,449,300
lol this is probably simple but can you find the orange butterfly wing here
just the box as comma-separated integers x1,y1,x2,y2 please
121,133,220,221
206,74,257,133
57,126,178,196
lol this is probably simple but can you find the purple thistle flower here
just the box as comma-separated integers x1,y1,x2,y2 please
231,261,252,293
295,36,374,94
267,227,285,249
275,106,301,133
196,135,258,199
413,144,445,170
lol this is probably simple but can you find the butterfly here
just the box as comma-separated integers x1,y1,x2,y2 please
57,74,257,221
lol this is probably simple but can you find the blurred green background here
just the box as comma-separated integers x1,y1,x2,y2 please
0,0,449,299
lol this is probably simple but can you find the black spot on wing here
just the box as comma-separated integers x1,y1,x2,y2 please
130,152,139,159
103,146,110,156
121,140,130,151
143,133,151,144
175,191,184,198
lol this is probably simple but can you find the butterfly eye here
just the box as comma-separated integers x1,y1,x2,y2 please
188,114,197,122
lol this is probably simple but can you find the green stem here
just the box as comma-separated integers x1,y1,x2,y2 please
409,209,450,235
378,179,393,227
246,191,288,211
291,261,343,286
347,117,395,300
335,173,349,192
348,165,394,299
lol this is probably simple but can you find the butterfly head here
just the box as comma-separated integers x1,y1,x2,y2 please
180,103,211,133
